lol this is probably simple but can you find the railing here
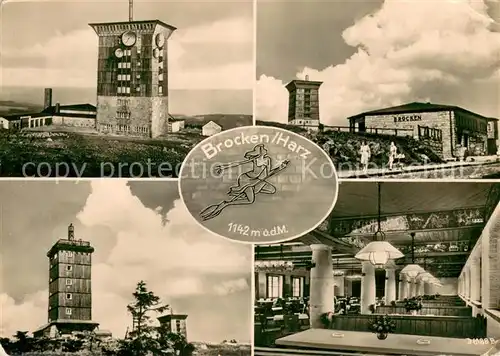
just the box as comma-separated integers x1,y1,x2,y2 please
376,305,472,317
329,314,486,338
323,126,414,137
56,239,91,246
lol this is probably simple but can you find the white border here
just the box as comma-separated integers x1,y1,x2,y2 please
177,125,340,245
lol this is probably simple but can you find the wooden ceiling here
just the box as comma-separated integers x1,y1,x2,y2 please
255,182,500,278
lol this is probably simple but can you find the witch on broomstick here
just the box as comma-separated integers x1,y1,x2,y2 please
200,144,290,221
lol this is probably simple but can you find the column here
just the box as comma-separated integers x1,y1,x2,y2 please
334,273,345,297
417,278,425,296
401,276,410,300
470,256,481,302
309,244,334,328
385,268,396,303
409,278,416,298
257,272,267,299
486,201,500,308
423,281,431,295
360,261,376,314
465,266,471,299
345,279,353,297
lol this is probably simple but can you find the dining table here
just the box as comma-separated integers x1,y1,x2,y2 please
276,328,497,356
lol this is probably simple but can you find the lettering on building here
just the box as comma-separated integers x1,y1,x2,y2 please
393,114,422,123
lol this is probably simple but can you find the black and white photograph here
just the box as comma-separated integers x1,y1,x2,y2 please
0,0,253,178
256,0,500,179
253,181,500,356
0,180,252,355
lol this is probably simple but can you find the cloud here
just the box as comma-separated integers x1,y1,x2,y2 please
1,16,253,90
256,0,500,125
0,180,251,340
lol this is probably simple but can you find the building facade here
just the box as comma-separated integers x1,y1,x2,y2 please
0,89,96,130
168,118,185,133
34,224,98,338
89,20,176,139
158,314,188,340
202,120,222,136
348,102,498,160
285,76,322,131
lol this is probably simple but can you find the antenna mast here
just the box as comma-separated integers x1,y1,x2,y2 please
129,0,133,21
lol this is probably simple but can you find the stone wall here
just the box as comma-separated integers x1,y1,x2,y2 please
365,110,455,159
419,136,444,158
52,116,96,128
96,96,168,138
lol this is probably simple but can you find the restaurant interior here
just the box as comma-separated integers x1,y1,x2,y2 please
254,181,500,356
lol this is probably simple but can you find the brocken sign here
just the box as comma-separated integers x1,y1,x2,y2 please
393,114,422,123
178,126,339,244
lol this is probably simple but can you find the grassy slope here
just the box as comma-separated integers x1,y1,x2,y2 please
0,113,252,177
256,120,443,167
0,130,200,177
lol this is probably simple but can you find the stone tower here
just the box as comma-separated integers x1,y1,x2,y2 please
33,224,98,338
285,75,323,132
89,19,176,138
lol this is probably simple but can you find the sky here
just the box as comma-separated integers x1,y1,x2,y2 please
0,0,253,115
0,180,252,343
256,0,500,126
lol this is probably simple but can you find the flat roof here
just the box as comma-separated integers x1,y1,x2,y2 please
89,19,177,32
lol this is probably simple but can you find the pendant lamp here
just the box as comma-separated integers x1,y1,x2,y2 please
355,183,404,268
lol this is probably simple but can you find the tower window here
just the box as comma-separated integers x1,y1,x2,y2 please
66,279,73,285
66,293,72,299
66,265,72,271
67,251,73,257
66,308,72,315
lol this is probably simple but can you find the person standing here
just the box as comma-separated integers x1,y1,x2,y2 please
388,142,397,170
359,141,371,174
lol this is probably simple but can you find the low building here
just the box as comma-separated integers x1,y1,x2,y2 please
168,118,185,133
0,112,52,130
43,103,97,129
202,120,222,136
347,102,499,160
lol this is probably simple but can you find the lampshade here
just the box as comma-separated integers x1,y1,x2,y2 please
400,264,426,278
418,272,434,282
355,241,404,268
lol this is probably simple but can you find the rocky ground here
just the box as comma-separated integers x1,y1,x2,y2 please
0,129,203,177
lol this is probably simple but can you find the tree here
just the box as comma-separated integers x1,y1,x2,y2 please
12,331,33,354
127,281,168,337
122,281,169,355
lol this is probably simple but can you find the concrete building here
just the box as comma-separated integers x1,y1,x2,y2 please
168,118,185,133
347,102,499,160
202,120,222,136
89,19,176,138
158,313,188,340
34,224,99,338
285,75,322,132
0,89,97,130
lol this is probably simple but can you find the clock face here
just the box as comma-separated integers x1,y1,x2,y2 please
114,48,124,58
155,33,165,48
121,31,137,47
153,48,161,59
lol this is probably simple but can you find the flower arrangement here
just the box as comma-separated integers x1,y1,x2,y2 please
404,298,423,313
369,315,396,340
320,312,335,328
